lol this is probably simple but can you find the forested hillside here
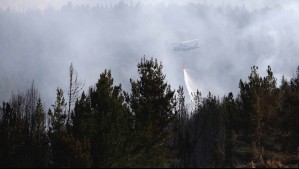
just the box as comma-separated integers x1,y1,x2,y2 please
1,57,299,168
1,1,299,168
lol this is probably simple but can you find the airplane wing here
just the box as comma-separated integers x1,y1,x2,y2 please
173,39,199,44
180,39,199,43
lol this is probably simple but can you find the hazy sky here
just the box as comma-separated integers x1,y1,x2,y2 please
1,0,299,107
1,0,299,11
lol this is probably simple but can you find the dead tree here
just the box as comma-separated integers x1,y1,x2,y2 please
68,63,84,114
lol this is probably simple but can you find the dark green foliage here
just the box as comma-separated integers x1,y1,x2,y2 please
125,57,176,167
0,102,16,167
126,57,176,132
0,84,49,167
190,92,225,167
30,98,49,167
278,66,299,154
174,86,189,167
47,88,92,167
47,88,68,167
238,66,280,164
48,88,67,134
71,69,132,167
72,92,95,139
90,70,131,167
222,92,239,167
2,59,299,168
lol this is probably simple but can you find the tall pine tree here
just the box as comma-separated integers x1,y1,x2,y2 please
125,57,176,167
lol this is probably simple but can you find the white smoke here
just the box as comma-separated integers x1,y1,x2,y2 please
1,0,299,108
0,0,296,12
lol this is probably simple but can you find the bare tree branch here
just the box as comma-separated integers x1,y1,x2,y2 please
68,63,84,114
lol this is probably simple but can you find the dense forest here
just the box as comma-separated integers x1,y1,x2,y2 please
1,2,299,168
1,57,299,168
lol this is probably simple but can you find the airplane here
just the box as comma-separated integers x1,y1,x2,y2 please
172,39,199,52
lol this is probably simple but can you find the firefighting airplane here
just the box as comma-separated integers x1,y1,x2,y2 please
172,39,199,52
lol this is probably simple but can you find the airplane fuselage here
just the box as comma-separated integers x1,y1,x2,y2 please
172,39,199,52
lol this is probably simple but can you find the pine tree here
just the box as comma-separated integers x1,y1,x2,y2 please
175,86,189,166
48,88,67,133
279,66,299,153
71,92,94,139
48,88,69,167
239,66,280,163
0,102,15,167
70,92,94,167
191,92,224,167
222,92,238,167
88,70,131,167
30,98,49,167
125,57,176,167
0,84,43,167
